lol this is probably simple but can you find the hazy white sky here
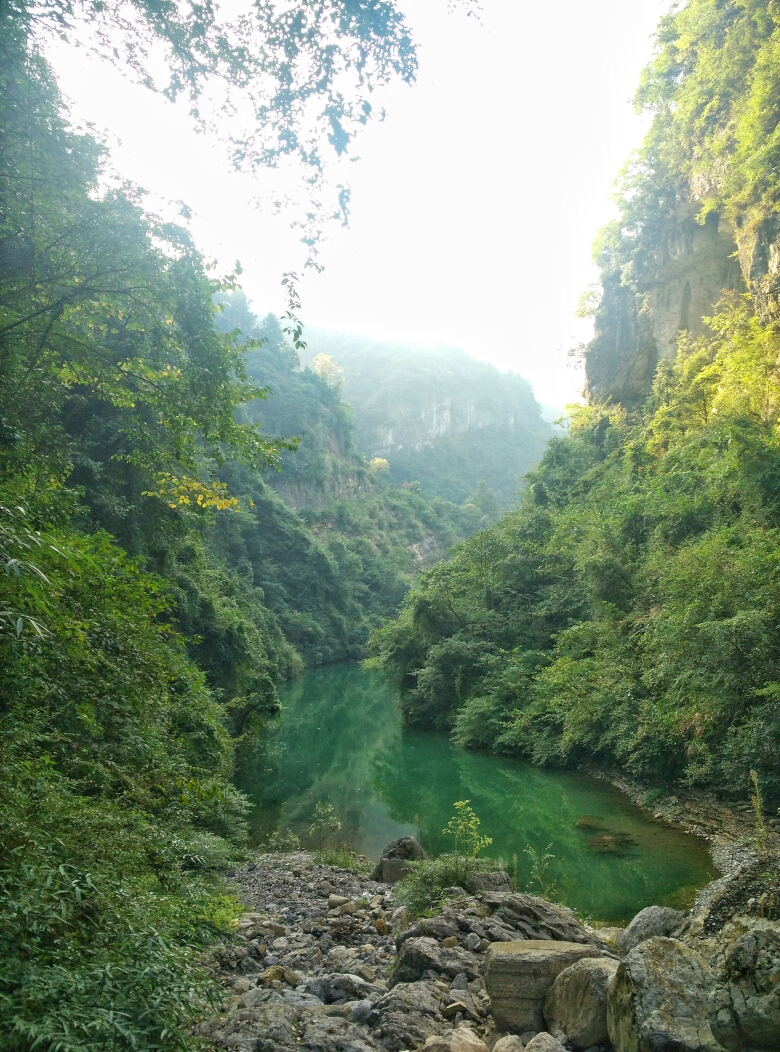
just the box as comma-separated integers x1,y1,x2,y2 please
47,0,673,408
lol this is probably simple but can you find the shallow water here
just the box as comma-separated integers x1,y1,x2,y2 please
236,663,717,923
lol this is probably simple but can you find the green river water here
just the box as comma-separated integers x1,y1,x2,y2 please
236,663,717,924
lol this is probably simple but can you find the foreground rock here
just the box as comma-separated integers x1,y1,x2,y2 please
368,981,449,1051
615,905,686,956
485,940,603,1032
391,936,482,986
422,1027,490,1052
708,923,780,1051
523,1036,567,1052
608,936,722,1052
372,836,428,884
544,956,619,1049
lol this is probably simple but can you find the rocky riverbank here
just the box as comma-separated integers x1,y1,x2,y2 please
197,839,780,1052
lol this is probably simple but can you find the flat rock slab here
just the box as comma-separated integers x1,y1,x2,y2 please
485,940,603,1033
608,936,721,1052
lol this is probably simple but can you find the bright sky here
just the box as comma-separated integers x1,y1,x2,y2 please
46,0,673,409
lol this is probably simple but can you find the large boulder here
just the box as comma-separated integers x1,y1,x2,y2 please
483,893,595,944
372,837,428,884
524,1036,566,1052
544,956,619,1049
608,936,722,1052
708,923,780,1051
390,936,482,986
616,905,686,956
367,980,447,1051
485,939,603,1033
422,1027,490,1052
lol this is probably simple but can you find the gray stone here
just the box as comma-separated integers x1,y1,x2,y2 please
523,1035,566,1052
372,837,428,884
422,1028,490,1052
397,916,461,948
306,972,384,1004
485,940,603,1033
391,936,482,987
483,893,595,944
708,923,780,1051
205,1001,299,1051
543,956,618,1049
615,905,685,956
299,1008,381,1052
464,932,482,952
466,871,512,894
367,980,447,1051
608,936,721,1052
491,1036,525,1052
350,998,374,1024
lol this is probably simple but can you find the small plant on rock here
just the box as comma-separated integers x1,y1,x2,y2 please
442,799,492,884
524,842,557,900
267,828,301,852
307,802,342,851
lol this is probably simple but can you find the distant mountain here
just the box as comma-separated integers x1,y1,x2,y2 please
303,330,553,506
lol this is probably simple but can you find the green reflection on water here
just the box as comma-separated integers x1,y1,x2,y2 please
236,663,716,923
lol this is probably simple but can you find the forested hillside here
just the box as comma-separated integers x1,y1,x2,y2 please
0,3,466,1047
301,331,553,505
372,0,780,806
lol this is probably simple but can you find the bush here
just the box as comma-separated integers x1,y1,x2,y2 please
393,854,491,917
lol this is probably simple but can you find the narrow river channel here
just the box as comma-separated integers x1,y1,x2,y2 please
236,663,716,924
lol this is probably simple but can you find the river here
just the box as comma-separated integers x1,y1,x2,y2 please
236,663,716,923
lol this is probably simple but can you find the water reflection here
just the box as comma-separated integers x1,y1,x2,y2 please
236,663,716,923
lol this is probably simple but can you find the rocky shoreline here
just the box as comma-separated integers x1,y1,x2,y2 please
586,768,780,878
198,829,780,1052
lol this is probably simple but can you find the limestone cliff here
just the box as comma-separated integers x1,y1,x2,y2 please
586,208,744,407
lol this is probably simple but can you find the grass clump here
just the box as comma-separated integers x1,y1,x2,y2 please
315,844,374,876
393,853,491,917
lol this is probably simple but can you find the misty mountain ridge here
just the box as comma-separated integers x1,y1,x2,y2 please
302,328,553,506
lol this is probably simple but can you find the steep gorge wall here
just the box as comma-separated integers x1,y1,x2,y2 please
586,208,744,407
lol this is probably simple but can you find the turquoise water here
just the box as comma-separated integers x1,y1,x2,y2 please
236,663,716,923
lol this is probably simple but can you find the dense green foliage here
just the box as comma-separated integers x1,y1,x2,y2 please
302,331,553,506
0,3,431,1048
371,300,780,803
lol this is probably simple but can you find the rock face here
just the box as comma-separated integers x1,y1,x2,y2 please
585,207,744,407
465,871,512,894
708,924,780,1052
372,837,428,884
485,940,604,1033
391,936,482,986
543,956,619,1049
608,936,722,1052
616,905,686,956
